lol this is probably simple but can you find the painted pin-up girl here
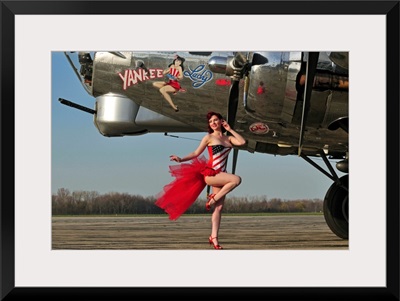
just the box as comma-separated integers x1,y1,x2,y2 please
152,55,186,112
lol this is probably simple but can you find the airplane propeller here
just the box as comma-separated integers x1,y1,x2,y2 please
227,79,240,174
227,79,240,129
207,52,268,175
225,52,268,174
226,53,246,174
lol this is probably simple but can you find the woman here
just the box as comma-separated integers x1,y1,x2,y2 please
155,111,246,249
152,55,185,112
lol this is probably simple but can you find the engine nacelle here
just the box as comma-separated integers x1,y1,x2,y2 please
94,93,198,137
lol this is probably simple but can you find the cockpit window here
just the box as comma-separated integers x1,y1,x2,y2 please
63,51,94,94
78,52,93,86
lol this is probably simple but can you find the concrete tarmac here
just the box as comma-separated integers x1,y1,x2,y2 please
52,214,348,250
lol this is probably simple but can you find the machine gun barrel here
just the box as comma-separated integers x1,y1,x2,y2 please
58,98,96,114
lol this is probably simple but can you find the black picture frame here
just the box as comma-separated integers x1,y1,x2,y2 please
1,1,399,300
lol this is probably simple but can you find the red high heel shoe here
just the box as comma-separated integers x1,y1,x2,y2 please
208,236,223,250
205,194,216,211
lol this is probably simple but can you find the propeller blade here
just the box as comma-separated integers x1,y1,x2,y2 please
252,52,268,66
226,79,240,175
232,148,239,175
226,54,249,176
227,80,239,129
109,51,126,59
298,52,319,155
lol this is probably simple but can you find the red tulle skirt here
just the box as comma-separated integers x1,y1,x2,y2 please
155,156,219,220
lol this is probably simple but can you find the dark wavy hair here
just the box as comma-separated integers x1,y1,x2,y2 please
168,56,185,72
207,111,226,133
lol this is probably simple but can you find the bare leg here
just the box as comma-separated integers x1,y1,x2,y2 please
210,186,224,247
152,81,165,89
205,172,242,204
205,172,241,248
159,85,178,110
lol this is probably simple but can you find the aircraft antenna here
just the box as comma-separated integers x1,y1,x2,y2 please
163,133,200,141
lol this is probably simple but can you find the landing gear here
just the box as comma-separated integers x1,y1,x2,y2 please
323,175,349,239
300,152,348,240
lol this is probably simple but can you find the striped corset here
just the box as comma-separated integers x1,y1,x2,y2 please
207,145,231,172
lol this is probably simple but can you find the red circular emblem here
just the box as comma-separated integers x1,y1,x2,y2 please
249,122,269,134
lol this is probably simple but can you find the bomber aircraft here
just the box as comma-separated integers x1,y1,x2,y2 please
59,51,349,239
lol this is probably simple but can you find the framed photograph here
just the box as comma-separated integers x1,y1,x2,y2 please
2,1,399,300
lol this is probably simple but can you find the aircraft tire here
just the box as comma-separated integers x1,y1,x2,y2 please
323,175,349,240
